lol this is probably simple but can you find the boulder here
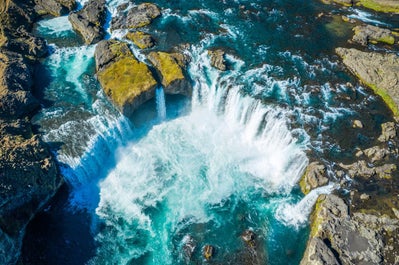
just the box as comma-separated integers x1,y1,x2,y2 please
112,3,161,30
339,160,396,179
68,0,106,45
352,119,363,128
352,24,396,45
34,0,76,17
336,47,399,116
299,162,329,195
95,40,157,117
208,49,227,71
301,194,399,265
203,244,215,261
148,51,192,96
378,121,397,142
125,31,155,49
4,28,47,58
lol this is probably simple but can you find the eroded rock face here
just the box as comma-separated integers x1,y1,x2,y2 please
125,31,155,49
34,0,76,16
299,162,329,194
301,194,399,265
68,0,106,44
111,3,161,30
148,51,192,96
95,40,157,117
336,47,399,116
352,24,396,45
208,49,227,71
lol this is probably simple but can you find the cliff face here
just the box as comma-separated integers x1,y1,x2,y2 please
0,0,69,264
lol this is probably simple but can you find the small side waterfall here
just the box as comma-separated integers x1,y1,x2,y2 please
156,87,167,121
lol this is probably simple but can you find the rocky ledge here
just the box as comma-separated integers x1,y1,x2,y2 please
111,3,161,30
68,0,107,45
0,0,67,263
336,47,399,116
321,0,399,13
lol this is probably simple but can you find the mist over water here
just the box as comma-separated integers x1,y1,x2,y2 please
26,0,398,264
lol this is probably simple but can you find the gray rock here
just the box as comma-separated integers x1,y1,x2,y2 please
208,49,227,71
68,0,106,44
125,31,155,49
378,122,397,142
336,48,399,117
300,162,329,194
111,3,161,30
352,24,396,46
300,237,340,265
34,0,76,16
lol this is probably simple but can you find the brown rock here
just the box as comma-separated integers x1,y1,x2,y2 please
203,244,215,261
208,49,227,71
352,24,396,46
112,3,161,30
299,162,329,194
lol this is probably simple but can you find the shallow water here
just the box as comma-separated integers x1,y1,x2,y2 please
23,0,397,264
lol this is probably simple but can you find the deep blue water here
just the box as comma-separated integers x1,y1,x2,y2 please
23,0,398,264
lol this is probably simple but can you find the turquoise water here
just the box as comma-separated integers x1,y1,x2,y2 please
28,0,396,264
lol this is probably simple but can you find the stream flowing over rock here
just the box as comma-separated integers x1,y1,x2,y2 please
336,47,399,116
68,0,107,45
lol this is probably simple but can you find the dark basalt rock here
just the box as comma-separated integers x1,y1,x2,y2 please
68,0,107,45
34,0,76,17
111,3,161,30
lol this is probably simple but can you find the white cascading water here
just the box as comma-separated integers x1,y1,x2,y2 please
156,87,167,120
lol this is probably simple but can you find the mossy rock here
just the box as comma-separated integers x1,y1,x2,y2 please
97,57,157,116
125,31,155,49
148,51,192,96
357,0,399,13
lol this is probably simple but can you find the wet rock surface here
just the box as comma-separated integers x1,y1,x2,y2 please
208,49,227,71
95,40,157,117
68,0,107,45
111,3,161,30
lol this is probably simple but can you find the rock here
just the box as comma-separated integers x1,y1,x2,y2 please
34,0,76,17
320,0,353,7
148,51,192,96
68,0,106,45
378,121,397,142
362,145,390,162
125,31,155,49
352,24,396,45
321,0,399,13
299,162,329,195
336,47,399,116
208,49,227,71
182,235,196,261
241,229,256,248
301,194,399,265
352,119,363,128
95,40,157,117
111,3,161,30
203,244,215,261
4,28,48,58
360,193,371,200
339,160,396,179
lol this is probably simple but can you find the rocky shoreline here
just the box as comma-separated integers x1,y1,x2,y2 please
0,0,76,263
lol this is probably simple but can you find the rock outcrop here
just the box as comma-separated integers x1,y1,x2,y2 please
34,0,76,17
352,24,397,45
0,1,63,264
125,31,155,49
148,51,192,96
112,3,161,30
208,49,227,71
68,0,106,45
299,162,329,195
336,47,399,116
321,0,399,13
95,40,157,117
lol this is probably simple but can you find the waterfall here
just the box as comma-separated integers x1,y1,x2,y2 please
156,87,167,121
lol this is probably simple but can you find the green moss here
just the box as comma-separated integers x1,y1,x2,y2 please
97,57,157,108
377,35,395,45
361,79,399,117
357,0,399,13
125,31,154,49
310,195,326,237
149,52,185,87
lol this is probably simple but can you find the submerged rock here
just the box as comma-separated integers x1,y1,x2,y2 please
68,0,107,45
125,31,155,49
241,229,256,248
352,24,396,45
34,0,76,17
208,49,227,71
203,244,215,261
299,162,329,195
336,47,399,116
95,40,157,117
112,3,161,30
148,51,192,96
182,235,196,262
